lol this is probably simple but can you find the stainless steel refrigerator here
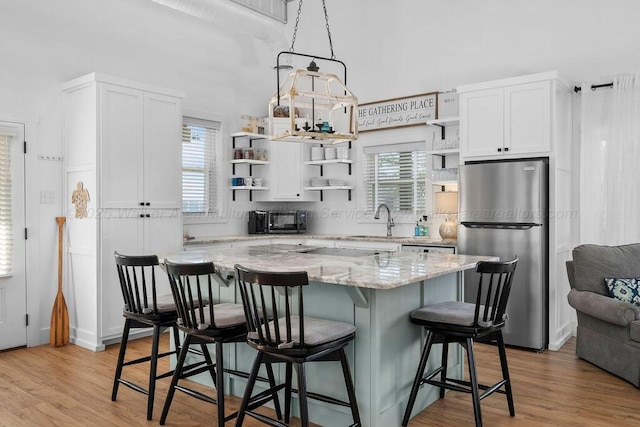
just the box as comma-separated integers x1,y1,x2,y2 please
458,159,548,351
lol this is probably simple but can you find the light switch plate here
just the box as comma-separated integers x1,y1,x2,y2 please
40,190,55,204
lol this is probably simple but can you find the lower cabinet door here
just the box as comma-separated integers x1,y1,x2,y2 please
99,211,181,341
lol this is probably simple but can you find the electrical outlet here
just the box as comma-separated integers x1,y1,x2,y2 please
40,190,55,204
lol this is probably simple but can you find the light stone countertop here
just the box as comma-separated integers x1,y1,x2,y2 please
183,233,456,247
164,244,495,290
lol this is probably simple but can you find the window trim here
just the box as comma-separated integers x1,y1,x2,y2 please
182,109,228,225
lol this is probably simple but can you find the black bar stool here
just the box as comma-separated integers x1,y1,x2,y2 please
234,264,361,427
402,257,519,427
160,260,282,426
111,252,182,420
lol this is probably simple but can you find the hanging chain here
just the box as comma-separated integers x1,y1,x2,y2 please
322,0,335,59
289,0,335,59
289,0,303,53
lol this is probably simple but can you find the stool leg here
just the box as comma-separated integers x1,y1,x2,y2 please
215,341,225,427
171,324,180,356
111,318,131,401
235,351,264,427
201,343,218,390
440,337,449,399
294,362,309,427
160,334,192,425
284,362,293,423
147,324,161,420
402,331,435,427
265,363,283,420
497,332,515,416
339,348,361,426
466,338,482,427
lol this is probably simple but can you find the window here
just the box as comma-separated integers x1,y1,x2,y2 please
182,117,221,216
0,135,12,274
364,142,427,214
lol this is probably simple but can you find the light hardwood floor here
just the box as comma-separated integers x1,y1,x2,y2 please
0,336,639,426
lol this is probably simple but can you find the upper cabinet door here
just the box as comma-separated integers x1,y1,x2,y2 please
100,83,144,209
144,92,181,209
460,88,504,158
271,141,303,200
504,81,551,155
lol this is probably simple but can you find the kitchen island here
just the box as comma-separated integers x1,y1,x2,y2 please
164,244,496,427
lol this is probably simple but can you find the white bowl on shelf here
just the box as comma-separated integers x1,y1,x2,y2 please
311,146,324,161
324,147,337,160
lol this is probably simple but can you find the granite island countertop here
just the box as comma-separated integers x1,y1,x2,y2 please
183,233,456,247
164,244,495,290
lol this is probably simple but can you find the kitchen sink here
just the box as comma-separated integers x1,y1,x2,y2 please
301,247,386,257
346,235,390,239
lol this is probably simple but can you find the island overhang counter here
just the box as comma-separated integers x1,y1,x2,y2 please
163,244,497,427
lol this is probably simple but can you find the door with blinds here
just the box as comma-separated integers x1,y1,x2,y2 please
0,121,26,351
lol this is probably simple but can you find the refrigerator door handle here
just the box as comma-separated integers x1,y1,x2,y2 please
460,222,541,230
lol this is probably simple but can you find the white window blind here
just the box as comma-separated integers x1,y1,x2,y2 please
364,143,427,214
0,135,12,274
182,118,221,215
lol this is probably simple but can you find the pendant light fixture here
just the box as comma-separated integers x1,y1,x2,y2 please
269,0,358,145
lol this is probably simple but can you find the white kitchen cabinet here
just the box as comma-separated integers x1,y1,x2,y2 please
62,73,183,351
255,141,317,202
271,141,303,200
100,84,181,209
99,212,180,339
459,76,551,159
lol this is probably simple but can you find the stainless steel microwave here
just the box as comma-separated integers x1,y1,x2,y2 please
248,210,307,234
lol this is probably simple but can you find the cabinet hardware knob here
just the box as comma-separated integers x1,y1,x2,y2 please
497,148,502,152
504,147,509,152
145,214,150,218
139,214,144,218
145,202,150,206
139,202,144,206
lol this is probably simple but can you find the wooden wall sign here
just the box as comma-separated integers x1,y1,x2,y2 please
357,92,437,132
71,181,90,219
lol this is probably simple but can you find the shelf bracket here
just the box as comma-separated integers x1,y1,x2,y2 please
344,286,368,308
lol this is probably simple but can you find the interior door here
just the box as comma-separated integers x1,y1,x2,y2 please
0,121,26,350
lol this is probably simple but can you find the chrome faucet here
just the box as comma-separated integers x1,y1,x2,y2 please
374,203,395,237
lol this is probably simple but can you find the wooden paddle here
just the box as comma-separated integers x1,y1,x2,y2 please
50,216,69,347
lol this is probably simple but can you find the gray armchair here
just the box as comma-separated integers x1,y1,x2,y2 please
566,243,640,387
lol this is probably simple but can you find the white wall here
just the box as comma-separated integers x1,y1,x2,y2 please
4,0,640,344
0,0,279,343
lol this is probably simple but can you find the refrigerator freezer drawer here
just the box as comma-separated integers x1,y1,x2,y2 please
458,224,548,350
